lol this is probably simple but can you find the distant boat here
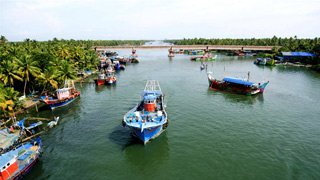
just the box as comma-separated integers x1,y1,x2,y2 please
188,50,204,55
207,72,269,96
123,80,168,145
254,58,274,66
200,63,206,70
0,137,42,180
105,67,116,85
41,80,80,109
195,55,217,61
94,74,107,86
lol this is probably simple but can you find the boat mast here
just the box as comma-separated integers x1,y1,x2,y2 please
144,80,161,92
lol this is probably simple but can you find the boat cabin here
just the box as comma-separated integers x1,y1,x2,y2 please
56,88,71,100
98,74,106,79
0,151,19,180
106,72,114,78
144,94,157,112
141,91,162,112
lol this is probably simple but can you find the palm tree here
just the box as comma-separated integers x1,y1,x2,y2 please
0,83,19,117
36,67,59,94
16,54,41,96
0,35,8,45
0,59,23,87
58,60,77,83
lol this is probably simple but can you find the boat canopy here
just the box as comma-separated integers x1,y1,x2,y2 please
223,77,255,86
143,95,157,100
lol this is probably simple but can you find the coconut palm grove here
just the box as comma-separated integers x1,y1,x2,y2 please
0,35,320,118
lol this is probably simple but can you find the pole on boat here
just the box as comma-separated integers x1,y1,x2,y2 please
248,71,250,81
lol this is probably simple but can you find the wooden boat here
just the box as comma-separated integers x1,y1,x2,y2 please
105,67,116,85
200,64,206,70
195,55,217,61
94,74,107,86
41,80,80,109
207,72,269,96
47,117,60,128
123,80,168,145
0,137,42,180
113,60,125,70
254,58,274,66
173,49,184,53
190,56,197,61
129,56,139,63
0,125,23,154
188,50,204,55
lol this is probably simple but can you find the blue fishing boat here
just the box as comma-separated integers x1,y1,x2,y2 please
123,80,168,145
41,80,80,109
0,137,42,180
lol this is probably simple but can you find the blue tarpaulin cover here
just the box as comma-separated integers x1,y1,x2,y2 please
282,52,317,57
223,77,255,86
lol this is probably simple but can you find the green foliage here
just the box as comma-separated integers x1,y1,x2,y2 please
165,36,320,66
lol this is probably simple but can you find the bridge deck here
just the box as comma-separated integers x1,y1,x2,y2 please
92,45,280,51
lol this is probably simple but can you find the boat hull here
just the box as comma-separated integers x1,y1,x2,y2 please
94,79,106,85
41,92,80,109
132,125,164,145
207,74,269,96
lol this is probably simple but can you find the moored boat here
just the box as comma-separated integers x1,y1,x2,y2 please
122,80,168,145
41,80,80,109
207,72,269,96
188,50,204,55
105,67,116,85
94,74,107,86
0,124,23,154
254,58,274,66
0,137,42,180
195,55,217,61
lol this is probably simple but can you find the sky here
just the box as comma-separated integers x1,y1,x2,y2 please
0,0,320,41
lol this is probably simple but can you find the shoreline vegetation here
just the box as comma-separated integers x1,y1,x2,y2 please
164,36,320,71
0,36,146,119
1,35,319,119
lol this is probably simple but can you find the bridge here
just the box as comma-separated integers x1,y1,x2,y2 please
92,45,280,51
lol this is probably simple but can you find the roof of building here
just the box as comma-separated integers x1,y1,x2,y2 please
282,52,317,57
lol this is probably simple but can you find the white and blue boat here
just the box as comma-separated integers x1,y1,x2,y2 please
0,137,42,180
123,80,168,145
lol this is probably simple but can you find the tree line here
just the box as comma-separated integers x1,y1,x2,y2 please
164,36,320,70
0,36,146,118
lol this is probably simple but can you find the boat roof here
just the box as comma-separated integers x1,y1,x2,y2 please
282,52,317,57
0,150,18,167
223,77,255,86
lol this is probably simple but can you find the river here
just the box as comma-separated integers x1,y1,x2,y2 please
23,47,320,179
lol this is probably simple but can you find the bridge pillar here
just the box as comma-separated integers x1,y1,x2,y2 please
168,47,174,57
204,46,209,56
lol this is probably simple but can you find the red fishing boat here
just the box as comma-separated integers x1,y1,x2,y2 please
94,74,107,85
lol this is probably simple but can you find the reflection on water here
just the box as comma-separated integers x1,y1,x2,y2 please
124,133,169,172
207,88,264,105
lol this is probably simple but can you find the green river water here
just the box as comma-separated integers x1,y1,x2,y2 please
22,47,320,180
